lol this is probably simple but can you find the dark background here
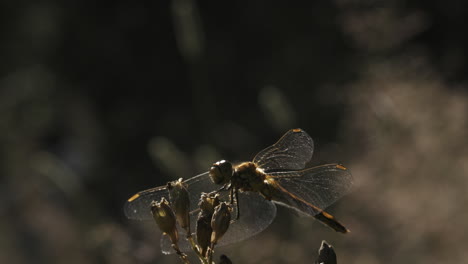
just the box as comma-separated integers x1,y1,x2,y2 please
1,1,468,263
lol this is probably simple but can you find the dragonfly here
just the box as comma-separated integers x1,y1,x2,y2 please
124,128,353,253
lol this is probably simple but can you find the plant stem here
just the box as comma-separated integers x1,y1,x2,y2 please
172,244,190,264
187,234,209,264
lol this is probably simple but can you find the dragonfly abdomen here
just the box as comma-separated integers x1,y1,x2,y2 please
267,179,350,233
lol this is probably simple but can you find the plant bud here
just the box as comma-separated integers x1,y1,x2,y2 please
196,192,220,256
196,212,212,257
167,178,191,233
198,192,220,214
210,202,231,245
151,198,178,245
219,254,233,264
315,240,336,264
209,160,233,185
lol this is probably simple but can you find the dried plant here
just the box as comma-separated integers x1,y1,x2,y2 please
151,182,235,264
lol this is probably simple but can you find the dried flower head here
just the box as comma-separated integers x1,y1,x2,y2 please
196,213,211,257
167,178,191,233
210,202,231,245
315,240,336,264
196,192,220,256
219,254,233,264
151,197,178,245
198,191,220,213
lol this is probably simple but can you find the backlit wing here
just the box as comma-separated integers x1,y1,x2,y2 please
124,172,277,254
253,128,314,172
124,172,217,221
268,164,353,216
161,191,277,254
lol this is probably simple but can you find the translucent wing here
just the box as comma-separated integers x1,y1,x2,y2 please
124,172,217,221
268,164,353,216
124,172,277,254
161,191,276,254
253,128,314,172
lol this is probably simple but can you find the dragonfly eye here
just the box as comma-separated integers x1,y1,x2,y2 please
209,160,233,185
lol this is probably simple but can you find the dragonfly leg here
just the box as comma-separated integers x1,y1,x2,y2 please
228,188,240,224
229,187,234,205
216,182,231,193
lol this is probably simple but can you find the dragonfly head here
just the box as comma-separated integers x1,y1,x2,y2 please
209,160,233,185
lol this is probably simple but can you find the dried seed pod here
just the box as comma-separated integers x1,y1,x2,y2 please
315,240,337,264
210,202,231,245
196,192,220,256
151,197,178,245
219,254,233,264
167,178,191,233
198,192,220,214
196,213,212,257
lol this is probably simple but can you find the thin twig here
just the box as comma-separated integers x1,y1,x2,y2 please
172,244,190,264
187,234,209,264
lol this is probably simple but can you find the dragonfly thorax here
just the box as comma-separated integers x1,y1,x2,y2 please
231,162,266,192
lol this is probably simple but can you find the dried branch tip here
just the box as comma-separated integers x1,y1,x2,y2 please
218,254,233,264
315,240,336,264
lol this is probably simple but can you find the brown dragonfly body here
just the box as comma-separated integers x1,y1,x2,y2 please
227,160,349,233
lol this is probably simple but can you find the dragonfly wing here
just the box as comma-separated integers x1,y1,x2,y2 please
161,191,277,254
253,128,314,172
124,172,218,220
123,172,277,254
216,192,276,247
124,185,169,220
268,164,353,216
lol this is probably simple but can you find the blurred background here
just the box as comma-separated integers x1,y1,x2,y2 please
1,0,468,263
